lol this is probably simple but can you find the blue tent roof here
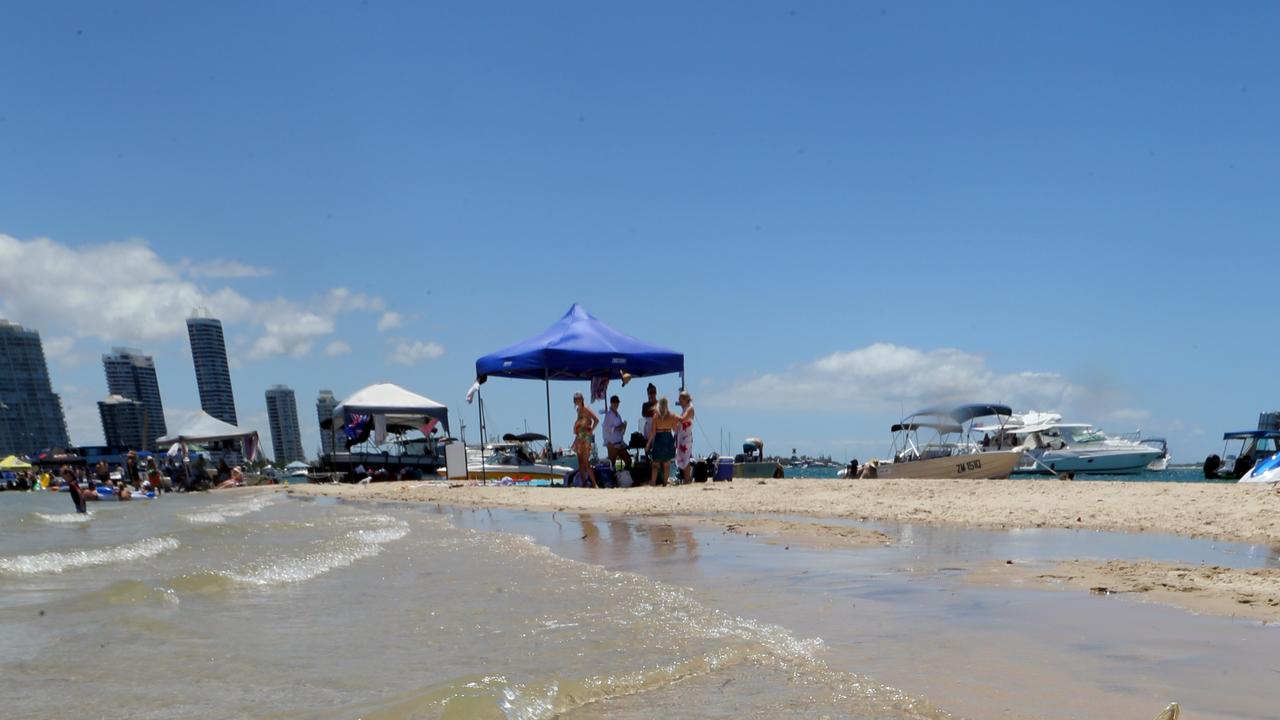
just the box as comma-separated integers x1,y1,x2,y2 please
475,304,684,381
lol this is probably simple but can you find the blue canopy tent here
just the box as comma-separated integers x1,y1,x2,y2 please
473,303,684,456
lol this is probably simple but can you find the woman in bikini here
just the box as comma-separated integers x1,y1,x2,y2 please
572,392,599,488
647,397,681,486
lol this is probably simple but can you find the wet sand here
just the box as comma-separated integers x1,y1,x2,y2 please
970,558,1280,623
287,476,1280,544
288,478,1280,625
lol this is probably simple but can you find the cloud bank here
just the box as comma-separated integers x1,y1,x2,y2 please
0,234,395,361
706,343,1079,414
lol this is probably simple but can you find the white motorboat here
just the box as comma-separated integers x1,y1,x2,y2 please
976,412,1163,475
874,404,1025,480
454,433,574,483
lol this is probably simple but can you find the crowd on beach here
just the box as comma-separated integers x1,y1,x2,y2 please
5,450,254,511
569,382,697,488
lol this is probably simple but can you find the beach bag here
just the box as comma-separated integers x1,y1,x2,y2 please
617,470,633,488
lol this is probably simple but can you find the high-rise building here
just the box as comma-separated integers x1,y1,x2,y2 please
0,319,71,455
265,385,305,464
316,389,338,457
102,347,167,450
98,394,146,449
186,310,238,425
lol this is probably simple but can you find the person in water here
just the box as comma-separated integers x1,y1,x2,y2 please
647,397,681,486
571,392,599,488
62,467,88,513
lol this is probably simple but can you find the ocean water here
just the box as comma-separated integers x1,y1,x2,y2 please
789,465,1215,482
0,489,947,720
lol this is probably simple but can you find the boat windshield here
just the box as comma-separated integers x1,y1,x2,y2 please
1066,428,1107,444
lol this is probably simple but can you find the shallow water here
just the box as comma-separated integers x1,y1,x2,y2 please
2,489,1275,719
0,490,945,719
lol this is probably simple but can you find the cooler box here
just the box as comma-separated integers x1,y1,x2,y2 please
714,457,734,481
594,463,616,489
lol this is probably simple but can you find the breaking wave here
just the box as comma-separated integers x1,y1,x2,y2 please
0,536,179,575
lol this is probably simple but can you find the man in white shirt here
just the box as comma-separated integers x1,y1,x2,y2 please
603,395,631,471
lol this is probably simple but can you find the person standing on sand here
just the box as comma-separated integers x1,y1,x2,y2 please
647,397,680,486
603,395,631,471
674,391,696,484
572,392,600,488
641,383,658,456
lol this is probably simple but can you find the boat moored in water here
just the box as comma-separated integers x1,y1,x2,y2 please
974,412,1164,476
453,433,575,483
875,404,1024,480
1204,430,1280,480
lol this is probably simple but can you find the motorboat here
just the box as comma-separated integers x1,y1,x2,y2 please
874,404,1024,479
455,433,575,483
1204,430,1280,480
733,438,785,479
974,412,1163,475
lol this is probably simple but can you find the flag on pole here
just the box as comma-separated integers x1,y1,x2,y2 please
590,376,608,403
420,417,440,435
465,380,481,404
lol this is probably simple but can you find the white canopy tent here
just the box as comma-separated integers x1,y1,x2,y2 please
332,382,450,433
156,410,261,462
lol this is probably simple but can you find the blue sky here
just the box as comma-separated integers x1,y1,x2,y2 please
2,1,1277,462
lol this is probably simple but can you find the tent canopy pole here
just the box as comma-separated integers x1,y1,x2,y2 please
544,371,554,458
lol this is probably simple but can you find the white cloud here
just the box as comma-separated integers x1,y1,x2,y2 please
376,311,402,332
42,335,88,367
705,343,1078,413
388,339,445,365
324,340,352,357
0,233,397,361
182,258,273,279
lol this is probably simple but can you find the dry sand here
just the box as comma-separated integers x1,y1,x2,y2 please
971,558,1280,623
286,476,1280,544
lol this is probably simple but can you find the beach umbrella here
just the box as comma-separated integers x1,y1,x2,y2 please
0,455,33,470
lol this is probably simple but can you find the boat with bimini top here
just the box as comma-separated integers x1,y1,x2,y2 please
875,404,1024,479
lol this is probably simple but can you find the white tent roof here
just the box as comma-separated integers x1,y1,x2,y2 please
333,382,449,431
285,460,309,470
157,411,256,445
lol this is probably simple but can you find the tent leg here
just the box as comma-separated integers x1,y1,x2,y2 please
478,391,487,485
544,373,554,465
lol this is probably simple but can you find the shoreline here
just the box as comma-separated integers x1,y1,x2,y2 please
285,476,1280,545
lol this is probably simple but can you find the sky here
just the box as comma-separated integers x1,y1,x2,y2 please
1,1,1277,463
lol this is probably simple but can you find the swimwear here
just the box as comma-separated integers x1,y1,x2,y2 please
651,430,676,463
676,418,693,469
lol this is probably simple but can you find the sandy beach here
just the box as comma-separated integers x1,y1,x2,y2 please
286,476,1280,544
287,477,1280,626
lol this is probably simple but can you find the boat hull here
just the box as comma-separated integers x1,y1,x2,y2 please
463,464,573,481
733,461,784,479
1023,448,1162,475
878,450,1023,479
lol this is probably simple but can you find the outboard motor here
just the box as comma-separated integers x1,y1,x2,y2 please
1202,454,1221,479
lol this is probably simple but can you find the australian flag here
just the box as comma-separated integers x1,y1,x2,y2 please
343,413,370,441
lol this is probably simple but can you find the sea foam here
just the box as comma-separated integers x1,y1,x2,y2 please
180,494,276,524
223,517,410,587
31,511,94,524
0,536,180,575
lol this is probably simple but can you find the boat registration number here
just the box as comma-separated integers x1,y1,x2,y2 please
955,459,982,474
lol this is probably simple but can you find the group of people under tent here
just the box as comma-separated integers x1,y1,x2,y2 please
568,382,696,489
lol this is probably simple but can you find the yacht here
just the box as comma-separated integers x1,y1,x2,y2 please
976,412,1163,475
874,404,1024,479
